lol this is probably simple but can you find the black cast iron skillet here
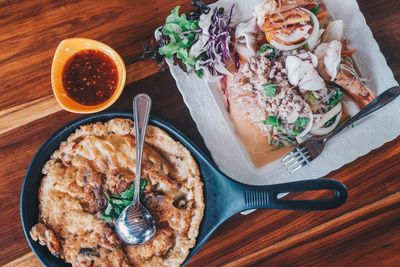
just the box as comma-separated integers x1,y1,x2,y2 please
20,111,347,266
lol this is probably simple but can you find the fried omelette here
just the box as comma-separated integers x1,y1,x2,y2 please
30,118,204,266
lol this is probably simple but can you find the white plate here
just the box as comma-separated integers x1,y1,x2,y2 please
164,0,399,185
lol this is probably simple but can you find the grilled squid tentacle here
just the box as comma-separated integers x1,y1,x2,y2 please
315,40,375,108
334,64,375,108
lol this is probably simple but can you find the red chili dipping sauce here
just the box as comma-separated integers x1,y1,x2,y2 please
62,49,118,106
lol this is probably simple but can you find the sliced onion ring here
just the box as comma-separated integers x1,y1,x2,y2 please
267,8,320,51
310,112,342,136
311,102,342,131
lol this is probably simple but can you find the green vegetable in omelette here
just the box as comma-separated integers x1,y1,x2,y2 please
101,179,147,223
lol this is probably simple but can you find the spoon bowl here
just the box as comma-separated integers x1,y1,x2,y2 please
115,203,156,245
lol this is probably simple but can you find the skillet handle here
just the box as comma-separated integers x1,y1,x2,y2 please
238,178,348,212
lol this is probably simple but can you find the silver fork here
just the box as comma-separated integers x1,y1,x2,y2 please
282,86,400,173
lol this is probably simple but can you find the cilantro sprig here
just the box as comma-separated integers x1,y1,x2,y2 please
101,179,147,223
291,117,309,136
329,88,343,107
310,2,320,15
263,115,280,128
258,44,277,59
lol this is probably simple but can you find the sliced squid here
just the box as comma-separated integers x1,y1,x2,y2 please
315,40,342,81
322,20,344,43
235,18,258,62
286,52,326,91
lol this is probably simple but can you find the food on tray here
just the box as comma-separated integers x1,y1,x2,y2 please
156,2,238,81
154,0,375,165
30,119,204,266
255,0,320,50
62,49,118,106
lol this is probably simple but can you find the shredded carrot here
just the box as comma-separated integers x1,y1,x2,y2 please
317,11,329,20
341,49,357,57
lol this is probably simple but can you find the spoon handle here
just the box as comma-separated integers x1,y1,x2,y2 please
133,94,152,204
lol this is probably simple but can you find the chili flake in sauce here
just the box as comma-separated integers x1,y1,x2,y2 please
62,49,118,106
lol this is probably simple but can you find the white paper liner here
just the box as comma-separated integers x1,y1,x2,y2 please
165,0,399,185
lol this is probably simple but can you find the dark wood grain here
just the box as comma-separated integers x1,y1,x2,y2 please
0,0,197,111
0,0,399,266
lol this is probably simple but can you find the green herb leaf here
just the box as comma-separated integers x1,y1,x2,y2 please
159,42,181,58
140,179,147,191
329,89,343,107
101,213,114,223
291,129,301,136
119,185,134,200
162,23,182,39
100,179,148,224
289,117,309,137
295,117,309,128
113,204,122,215
110,199,131,206
263,83,277,97
158,5,200,69
104,201,113,216
166,6,181,24
263,116,280,128
258,44,276,59
324,115,338,127
195,69,204,78
176,48,196,67
310,2,320,15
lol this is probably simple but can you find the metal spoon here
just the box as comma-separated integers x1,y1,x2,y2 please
115,94,156,245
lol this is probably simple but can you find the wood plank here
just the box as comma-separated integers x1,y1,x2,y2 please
0,0,201,111
0,59,159,135
223,193,400,266
4,253,40,267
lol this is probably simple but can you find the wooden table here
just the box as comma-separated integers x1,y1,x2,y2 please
1,0,399,266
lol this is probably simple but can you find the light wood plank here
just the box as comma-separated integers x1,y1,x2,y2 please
0,60,159,135
4,253,40,267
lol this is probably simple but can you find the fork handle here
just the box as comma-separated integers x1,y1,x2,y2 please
234,178,347,212
325,86,400,141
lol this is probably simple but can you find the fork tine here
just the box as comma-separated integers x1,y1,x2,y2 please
281,146,302,162
282,147,304,165
281,151,294,163
287,153,311,173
